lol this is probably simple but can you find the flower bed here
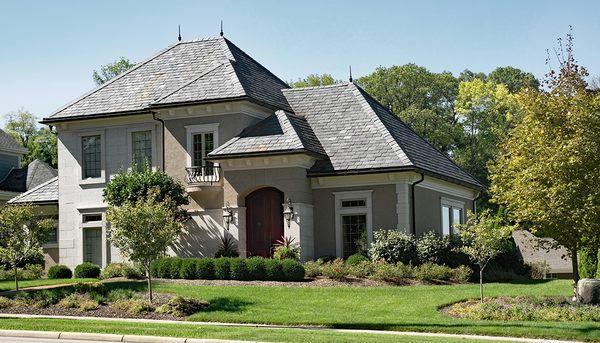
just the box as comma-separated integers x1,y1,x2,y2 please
0,282,208,320
446,296,600,322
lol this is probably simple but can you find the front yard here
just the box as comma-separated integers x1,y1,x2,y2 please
0,278,97,292
0,279,597,342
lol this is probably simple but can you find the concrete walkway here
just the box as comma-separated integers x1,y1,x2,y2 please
0,314,582,343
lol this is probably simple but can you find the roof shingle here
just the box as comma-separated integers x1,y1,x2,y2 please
0,129,28,154
8,176,58,204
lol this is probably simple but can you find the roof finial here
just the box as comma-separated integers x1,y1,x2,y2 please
349,65,353,83
220,20,224,37
178,25,182,42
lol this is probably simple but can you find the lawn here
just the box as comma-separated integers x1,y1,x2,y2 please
0,278,97,292
0,317,519,343
137,279,599,342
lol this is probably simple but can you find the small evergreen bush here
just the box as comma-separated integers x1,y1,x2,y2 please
303,260,323,278
265,258,284,281
369,230,418,265
415,263,453,281
74,262,101,278
179,259,197,279
281,259,305,281
321,259,349,280
346,253,369,266
246,257,267,280
47,265,72,279
195,258,215,280
214,257,231,280
230,258,249,280
348,261,375,278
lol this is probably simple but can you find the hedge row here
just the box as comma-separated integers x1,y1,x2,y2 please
150,257,305,281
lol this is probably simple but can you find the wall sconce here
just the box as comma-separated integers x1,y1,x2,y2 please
222,202,233,231
283,197,294,228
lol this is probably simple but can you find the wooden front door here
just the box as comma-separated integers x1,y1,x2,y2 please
245,187,284,257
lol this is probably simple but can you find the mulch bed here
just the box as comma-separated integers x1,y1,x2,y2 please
0,292,181,321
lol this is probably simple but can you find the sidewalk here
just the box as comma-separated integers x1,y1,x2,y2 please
0,314,582,343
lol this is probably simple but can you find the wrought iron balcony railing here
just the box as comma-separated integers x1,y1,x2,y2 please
185,165,221,184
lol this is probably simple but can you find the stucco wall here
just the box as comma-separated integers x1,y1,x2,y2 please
413,185,474,237
312,184,397,258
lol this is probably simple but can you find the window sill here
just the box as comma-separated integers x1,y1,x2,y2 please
79,177,105,186
43,243,59,249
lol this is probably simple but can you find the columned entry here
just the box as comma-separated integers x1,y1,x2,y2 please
245,187,284,257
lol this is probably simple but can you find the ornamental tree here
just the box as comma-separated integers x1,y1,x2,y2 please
0,204,54,291
457,210,512,302
489,31,600,285
106,191,183,302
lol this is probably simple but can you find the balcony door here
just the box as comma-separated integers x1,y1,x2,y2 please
245,187,284,257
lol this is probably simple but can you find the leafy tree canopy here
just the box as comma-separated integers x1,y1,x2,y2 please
291,74,340,88
488,66,540,93
92,57,135,86
3,109,57,168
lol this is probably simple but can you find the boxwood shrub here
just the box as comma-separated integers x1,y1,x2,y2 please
48,264,73,279
149,257,305,281
74,262,101,278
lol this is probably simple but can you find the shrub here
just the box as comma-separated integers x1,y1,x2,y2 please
106,288,137,302
156,296,209,317
230,258,249,280
417,231,452,265
415,263,453,281
168,258,182,279
369,230,418,265
316,255,336,263
579,248,599,279
58,294,98,311
281,259,305,281
214,257,231,280
29,289,68,308
101,263,144,280
370,262,414,283
265,259,284,281
74,262,101,279
348,261,375,278
483,237,531,281
150,257,172,278
179,259,198,279
47,265,72,279
111,298,154,314
303,261,322,278
214,234,239,258
528,261,550,280
246,257,267,280
451,265,473,283
0,297,12,309
321,259,349,280
273,236,300,261
195,258,215,280
346,253,369,266
21,264,43,280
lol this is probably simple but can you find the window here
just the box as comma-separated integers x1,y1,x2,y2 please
192,132,214,172
132,130,152,169
441,198,464,235
341,199,366,208
83,214,102,223
186,124,219,182
342,214,367,258
46,227,58,244
82,135,101,178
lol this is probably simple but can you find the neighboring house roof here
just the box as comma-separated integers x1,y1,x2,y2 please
281,83,483,189
0,128,28,155
512,230,573,274
209,110,326,158
8,176,58,205
0,159,58,193
42,37,291,123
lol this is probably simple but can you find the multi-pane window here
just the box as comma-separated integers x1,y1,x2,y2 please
82,135,101,178
341,199,366,208
132,130,152,169
342,214,367,259
442,202,463,235
192,132,214,173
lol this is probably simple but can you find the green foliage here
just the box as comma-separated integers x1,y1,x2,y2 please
348,261,375,278
451,265,474,283
0,297,13,309
488,66,540,93
0,204,54,290
92,57,135,85
345,253,369,266
264,258,284,281
303,260,322,279
168,258,182,279
103,166,189,223
370,262,414,283
579,249,599,279
321,259,349,280
111,298,154,314
214,234,239,258
369,230,418,265
195,258,215,280
281,259,305,281
273,236,300,261
245,257,266,280
416,231,466,266
47,265,72,279
74,262,101,279
155,296,208,317
528,261,551,280
229,258,249,280
214,257,231,280
414,263,453,281
291,74,340,88
100,263,143,280
106,289,137,302
3,110,57,167
179,259,197,280
58,293,99,311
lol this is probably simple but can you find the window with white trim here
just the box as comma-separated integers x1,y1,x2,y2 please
334,190,373,259
441,198,464,235
186,124,219,182
131,130,152,169
82,135,102,179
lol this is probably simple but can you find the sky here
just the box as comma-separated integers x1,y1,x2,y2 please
1,0,599,124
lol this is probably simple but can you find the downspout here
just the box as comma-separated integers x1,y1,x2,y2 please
473,191,483,216
410,173,425,235
151,111,165,171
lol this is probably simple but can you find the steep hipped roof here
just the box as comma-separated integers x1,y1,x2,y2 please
0,159,58,193
8,176,58,204
512,231,572,274
282,83,483,189
43,37,290,123
0,129,28,154
209,110,326,158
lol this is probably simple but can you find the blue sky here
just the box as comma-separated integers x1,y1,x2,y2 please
1,1,599,123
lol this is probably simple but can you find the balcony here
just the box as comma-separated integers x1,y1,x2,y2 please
185,165,221,192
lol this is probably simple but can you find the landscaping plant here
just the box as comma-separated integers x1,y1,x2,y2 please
214,233,239,258
273,236,300,260
0,204,54,291
369,230,418,265
74,262,101,279
47,265,73,279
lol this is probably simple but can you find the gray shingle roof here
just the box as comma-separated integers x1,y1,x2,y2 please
8,176,58,204
282,83,483,189
0,129,28,154
209,110,325,158
0,159,58,193
43,37,290,122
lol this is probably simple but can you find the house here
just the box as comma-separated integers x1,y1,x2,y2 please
41,37,483,268
0,128,29,204
512,230,573,279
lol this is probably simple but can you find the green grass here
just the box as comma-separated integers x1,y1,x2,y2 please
137,279,598,342
0,318,517,343
0,278,97,292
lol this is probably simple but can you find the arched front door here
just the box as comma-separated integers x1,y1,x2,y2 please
245,187,284,257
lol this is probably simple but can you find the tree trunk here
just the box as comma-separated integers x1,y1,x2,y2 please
146,266,153,303
13,266,19,292
570,248,580,300
479,266,484,303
